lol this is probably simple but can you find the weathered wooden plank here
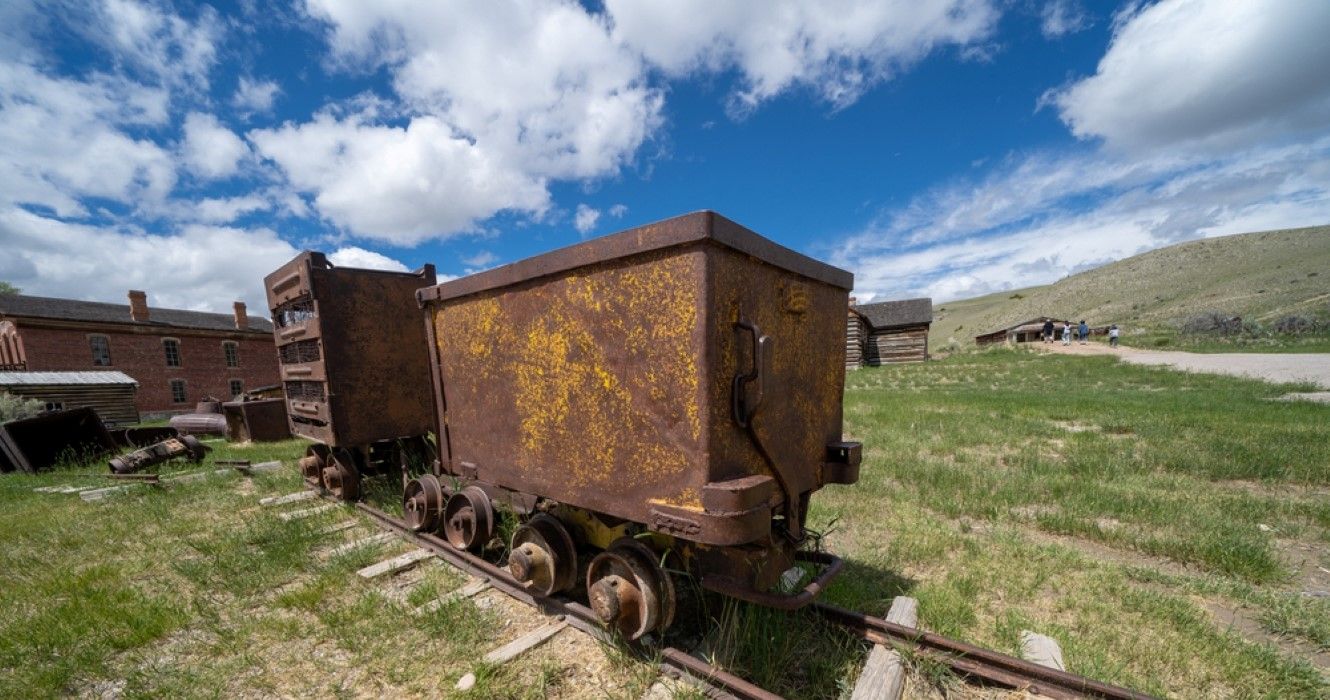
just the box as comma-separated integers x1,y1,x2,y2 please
413,579,492,615
357,548,434,579
279,503,337,521
261,490,318,506
850,597,918,700
325,532,396,557
482,620,567,665
318,520,358,535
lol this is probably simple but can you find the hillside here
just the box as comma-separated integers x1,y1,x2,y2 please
930,224,1330,348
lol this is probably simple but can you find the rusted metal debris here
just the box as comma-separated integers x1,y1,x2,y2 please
168,412,226,436
108,435,209,474
0,407,117,473
108,426,180,449
222,398,290,442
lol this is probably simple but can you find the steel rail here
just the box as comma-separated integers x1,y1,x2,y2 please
351,502,780,700
812,603,1154,700
343,497,1148,699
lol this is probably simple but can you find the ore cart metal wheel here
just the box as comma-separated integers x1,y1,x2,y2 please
322,449,361,502
442,486,494,552
402,473,445,532
298,444,331,489
508,513,578,596
587,538,676,640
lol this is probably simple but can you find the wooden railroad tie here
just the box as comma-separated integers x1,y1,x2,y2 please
357,548,434,579
260,490,318,506
482,619,569,665
325,532,396,558
318,520,358,536
413,579,491,616
278,503,337,522
850,596,918,700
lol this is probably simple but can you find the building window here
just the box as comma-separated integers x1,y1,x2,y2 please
223,341,239,368
170,379,187,404
163,339,181,367
229,379,244,397
89,335,112,366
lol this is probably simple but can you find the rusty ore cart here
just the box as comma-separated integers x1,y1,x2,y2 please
264,252,437,500
409,211,861,638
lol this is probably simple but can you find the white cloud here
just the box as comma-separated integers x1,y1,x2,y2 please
249,112,551,244
0,61,174,216
835,137,1330,302
574,204,600,233
78,0,222,90
460,251,498,269
181,112,248,179
1047,0,1330,153
1040,1,1089,38
232,76,280,114
191,194,269,224
608,203,628,218
606,0,999,112
328,246,409,272
0,207,297,310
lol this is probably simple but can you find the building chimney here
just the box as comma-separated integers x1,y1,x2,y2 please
233,301,248,330
128,290,149,322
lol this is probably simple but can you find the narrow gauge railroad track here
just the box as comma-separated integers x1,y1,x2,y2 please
346,499,1152,700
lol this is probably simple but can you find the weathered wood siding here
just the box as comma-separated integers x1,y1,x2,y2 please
0,383,138,425
845,311,867,369
864,324,929,364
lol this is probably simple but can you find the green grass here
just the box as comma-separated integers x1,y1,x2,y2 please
0,439,633,699
1121,328,1330,353
778,349,1328,697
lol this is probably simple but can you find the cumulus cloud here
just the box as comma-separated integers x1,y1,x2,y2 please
460,251,498,270
608,203,628,218
574,204,600,234
75,0,222,90
232,76,280,114
0,207,297,310
1040,0,1089,38
181,112,248,179
249,112,551,243
606,0,999,112
833,137,1330,302
328,246,409,272
1046,0,1330,153
0,61,174,216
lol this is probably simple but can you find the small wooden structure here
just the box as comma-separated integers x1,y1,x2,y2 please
846,298,933,367
0,371,139,425
973,318,1111,346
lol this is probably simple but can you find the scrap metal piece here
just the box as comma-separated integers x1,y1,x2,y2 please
169,412,227,437
222,398,290,442
508,513,577,595
108,435,209,474
108,426,180,449
0,407,117,473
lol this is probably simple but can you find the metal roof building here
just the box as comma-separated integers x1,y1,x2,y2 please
0,371,140,425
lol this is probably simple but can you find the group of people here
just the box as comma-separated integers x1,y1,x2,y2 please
1041,319,1121,347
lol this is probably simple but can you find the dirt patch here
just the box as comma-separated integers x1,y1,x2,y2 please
1203,600,1330,670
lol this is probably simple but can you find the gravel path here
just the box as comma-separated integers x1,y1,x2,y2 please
1036,342,1330,390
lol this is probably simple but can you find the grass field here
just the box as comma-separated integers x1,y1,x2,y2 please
2,349,1328,698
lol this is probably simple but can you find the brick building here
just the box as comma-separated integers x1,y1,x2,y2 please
0,290,279,417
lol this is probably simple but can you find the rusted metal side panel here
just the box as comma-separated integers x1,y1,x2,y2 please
705,245,849,513
222,398,291,442
0,407,117,473
264,252,436,448
431,246,710,523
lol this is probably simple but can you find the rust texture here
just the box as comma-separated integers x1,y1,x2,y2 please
168,411,226,436
222,398,290,442
421,211,858,592
264,251,437,448
0,407,117,473
108,435,208,474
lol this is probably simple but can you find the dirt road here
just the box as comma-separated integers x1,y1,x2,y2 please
1035,341,1330,390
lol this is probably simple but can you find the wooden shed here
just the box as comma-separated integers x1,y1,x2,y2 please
0,371,139,425
846,298,933,367
974,317,1069,346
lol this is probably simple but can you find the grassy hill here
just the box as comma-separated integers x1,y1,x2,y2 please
930,224,1330,348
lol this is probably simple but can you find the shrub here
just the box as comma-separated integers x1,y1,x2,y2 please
0,392,44,422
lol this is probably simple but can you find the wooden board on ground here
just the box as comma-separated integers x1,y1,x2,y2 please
850,596,918,700
414,579,491,615
482,619,568,665
325,532,396,557
357,548,434,579
260,490,317,506
278,503,337,521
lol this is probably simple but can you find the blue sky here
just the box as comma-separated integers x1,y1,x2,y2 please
2,0,1328,312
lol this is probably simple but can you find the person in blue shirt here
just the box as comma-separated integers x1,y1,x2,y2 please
1078,320,1089,344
